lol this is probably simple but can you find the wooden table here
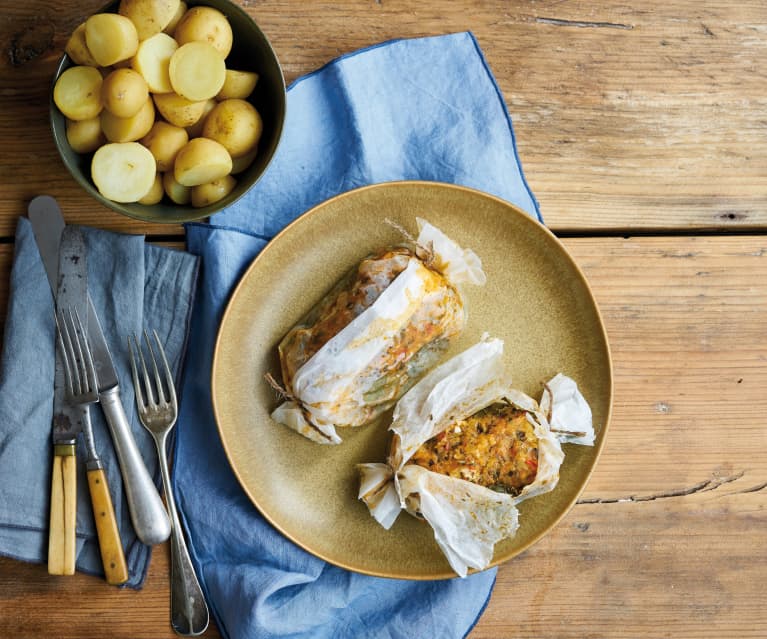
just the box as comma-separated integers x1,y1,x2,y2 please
1,1,765,637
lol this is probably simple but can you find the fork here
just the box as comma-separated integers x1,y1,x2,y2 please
129,329,209,636
55,309,129,584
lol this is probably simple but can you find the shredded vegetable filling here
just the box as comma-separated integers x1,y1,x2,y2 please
408,403,539,495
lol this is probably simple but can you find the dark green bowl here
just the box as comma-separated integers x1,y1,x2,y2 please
50,0,286,224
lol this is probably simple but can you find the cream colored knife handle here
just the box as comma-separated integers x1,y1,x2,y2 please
87,468,129,585
48,443,77,576
100,387,171,546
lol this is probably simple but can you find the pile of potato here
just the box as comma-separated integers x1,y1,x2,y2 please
53,0,263,208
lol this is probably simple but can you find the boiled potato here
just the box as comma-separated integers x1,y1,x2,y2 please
132,32,178,93
173,6,233,58
65,117,105,153
101,96,155,142
138,173,164,204
112,58,134,69
65,23,99,67
102,68,149,118
191,175,236,208
163,171,191,204
163,1,187,36
169,42,225,101
85,13,139,66
202,99,262,158
230,146,258,175
153,92,207,127
54,66,103,121
184,98,216,138
140,121,188,171
174,137,231,186
118,0,180,40
91,142,156,202
216,69,259,100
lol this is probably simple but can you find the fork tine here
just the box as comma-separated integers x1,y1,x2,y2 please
67,308,88,394
57,309,80,395
135,333,157,407
152,329,177,409
143,329,167,405
72,308,98,395
128,334,147,409
53,312,72,396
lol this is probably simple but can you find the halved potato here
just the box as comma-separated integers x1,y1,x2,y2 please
85,13,139,66
54,66,103,121
230,146,258,175
169,41,225,101
66,116,105,153
184,98,216,138
163,1,187,36
173,6,233,58
216,69,259,100
102,68,149,118
163,171,191,204
153,92,207,127
101,96,155,142
191,174,236,208
138,173,165,204
118,0,180,40
65,23,99,67
132,32,178,93
140,120,188,171
174,137,232,186
202,99,262,158
91,142,156,202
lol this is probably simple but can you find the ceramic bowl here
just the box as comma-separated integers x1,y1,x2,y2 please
50,0,286,223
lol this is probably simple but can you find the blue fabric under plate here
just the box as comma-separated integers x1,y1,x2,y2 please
175,32,539,639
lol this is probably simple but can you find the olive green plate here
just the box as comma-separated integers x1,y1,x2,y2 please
211,181,612,579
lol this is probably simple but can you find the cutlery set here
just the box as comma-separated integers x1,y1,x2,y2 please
27,195,209,635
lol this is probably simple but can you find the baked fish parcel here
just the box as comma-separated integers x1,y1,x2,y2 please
271,218,486,445
357,337,595,577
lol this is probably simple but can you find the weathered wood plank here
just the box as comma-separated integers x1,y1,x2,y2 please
0,235,764,637
0,1,765,234
473,235,767,638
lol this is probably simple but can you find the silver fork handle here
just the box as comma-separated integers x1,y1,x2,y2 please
154,433,209,636
100,387,171,546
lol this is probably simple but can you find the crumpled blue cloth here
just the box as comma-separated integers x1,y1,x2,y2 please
0,219,198,588
174,32,539,638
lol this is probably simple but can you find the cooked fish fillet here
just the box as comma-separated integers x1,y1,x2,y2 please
408,402,539,495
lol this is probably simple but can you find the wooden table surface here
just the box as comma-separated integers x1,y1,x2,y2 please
1,1,765,637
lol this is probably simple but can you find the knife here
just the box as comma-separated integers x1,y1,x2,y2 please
29,196,171,547
48,227,88,576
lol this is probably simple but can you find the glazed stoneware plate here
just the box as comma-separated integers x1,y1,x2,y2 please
211,181,612,579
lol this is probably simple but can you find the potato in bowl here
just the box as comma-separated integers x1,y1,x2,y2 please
50,0,286,223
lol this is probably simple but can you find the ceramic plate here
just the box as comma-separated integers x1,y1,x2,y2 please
211,181,612,579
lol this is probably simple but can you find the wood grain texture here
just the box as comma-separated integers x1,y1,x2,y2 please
0,235,765,636
472,235,767,638
1,1,766,233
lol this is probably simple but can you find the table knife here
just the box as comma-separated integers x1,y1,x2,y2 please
48,227,88,576
28,196,171,547
58,229,129,584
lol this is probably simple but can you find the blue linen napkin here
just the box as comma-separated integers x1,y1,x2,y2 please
0,218,198,588
174,32,539,638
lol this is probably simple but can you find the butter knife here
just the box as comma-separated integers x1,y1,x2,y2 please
29,196,171,546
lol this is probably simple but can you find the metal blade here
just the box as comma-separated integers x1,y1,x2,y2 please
28,196,120,392
52,227,89,444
